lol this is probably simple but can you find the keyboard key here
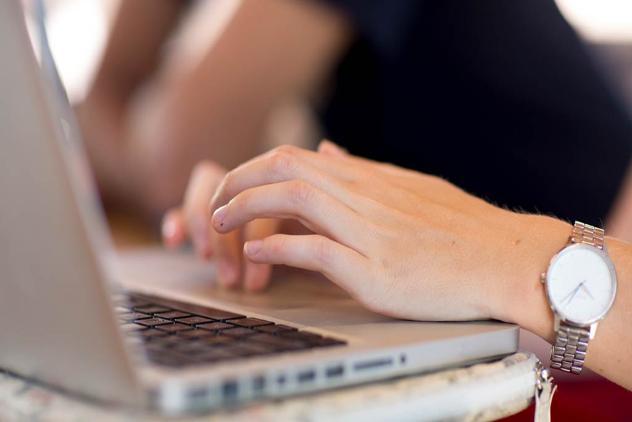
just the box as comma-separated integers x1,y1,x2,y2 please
280,330,323,343
175,316,215,326
249,333,283,345
230,318,273,328
222,327,257,337
136,317,172,327
196,308,245,321
155,311,191,320
148,336,181,348
198,322,234,332
195,348,237,362
121,293,348,368
177,329,215,339
230,342,277,356
255,324,297,334
139,329,169,339
133,305,171,314
199,335,236,347
248,333,310,351
156,323,193,333
316,338,346,347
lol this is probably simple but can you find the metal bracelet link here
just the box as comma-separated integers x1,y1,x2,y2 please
550,323,590,374
570,221,604,250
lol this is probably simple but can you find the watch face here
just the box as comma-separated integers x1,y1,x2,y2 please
546,244,617,325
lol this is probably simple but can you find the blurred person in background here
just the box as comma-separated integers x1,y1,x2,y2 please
78,0,632,291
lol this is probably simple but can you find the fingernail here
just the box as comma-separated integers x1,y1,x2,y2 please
213,205,228,230
217,260,237,286
245,240,263,257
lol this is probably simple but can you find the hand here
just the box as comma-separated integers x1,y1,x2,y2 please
209,142,571,322
161,161,280,291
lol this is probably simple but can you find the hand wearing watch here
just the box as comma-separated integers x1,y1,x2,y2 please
542,221,618,374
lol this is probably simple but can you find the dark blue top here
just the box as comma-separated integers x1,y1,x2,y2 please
319,0,632,225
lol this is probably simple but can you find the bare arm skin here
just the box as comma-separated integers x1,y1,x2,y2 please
79,0,350,217
78,0,188,208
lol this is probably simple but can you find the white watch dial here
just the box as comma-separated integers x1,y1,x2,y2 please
546,244,616,325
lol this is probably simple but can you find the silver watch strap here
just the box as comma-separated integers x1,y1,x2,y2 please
570,221,604,250
550,323,589,374
550,221,603,374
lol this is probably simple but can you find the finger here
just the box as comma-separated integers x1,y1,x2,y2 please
209,145,371,215
243,218,279,292
244,234,368,297
161,208,187,249
212,181,368,253
212,228,243,289
183,161,226,259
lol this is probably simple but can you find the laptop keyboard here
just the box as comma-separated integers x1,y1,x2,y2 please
114,293,346,368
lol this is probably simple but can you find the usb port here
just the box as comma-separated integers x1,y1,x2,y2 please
222,380,238,400
297,369,316,383
253,375,266,392
326,364,344,378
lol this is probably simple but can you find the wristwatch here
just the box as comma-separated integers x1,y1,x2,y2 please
541,221,617,374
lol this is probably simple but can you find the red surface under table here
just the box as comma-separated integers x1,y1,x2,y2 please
504,377,631,422
505,330,632,421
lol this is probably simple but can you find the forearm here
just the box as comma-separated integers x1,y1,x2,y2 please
89,0,187,103
82,0,350,218
504,214,632,390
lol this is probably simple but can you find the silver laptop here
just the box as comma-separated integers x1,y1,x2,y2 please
0,2,518,415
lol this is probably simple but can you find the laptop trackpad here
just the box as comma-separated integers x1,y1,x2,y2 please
112,248,390,327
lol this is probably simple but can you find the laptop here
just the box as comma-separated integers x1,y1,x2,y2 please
0,1,518,415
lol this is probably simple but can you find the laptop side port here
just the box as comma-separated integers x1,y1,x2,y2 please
222,380,239,401
252,375,266,394
297,369,316,383
325,364,345,378
188,385,209,400
353,357,393,372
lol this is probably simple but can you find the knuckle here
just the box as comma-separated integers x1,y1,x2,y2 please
313,236,332,266
267,147,297,178
288,180,314,207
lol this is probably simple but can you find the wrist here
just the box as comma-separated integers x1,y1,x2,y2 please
496,213,570,342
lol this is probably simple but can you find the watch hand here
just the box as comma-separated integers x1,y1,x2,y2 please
565,286,581,308
580,283,595,300
560,283,582,305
